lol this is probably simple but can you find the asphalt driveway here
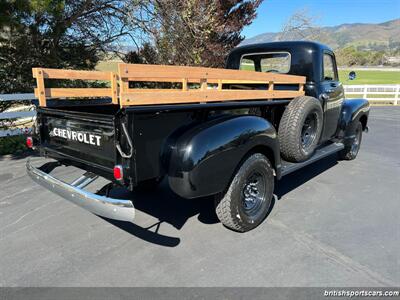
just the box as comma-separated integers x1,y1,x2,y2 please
0,107,399,287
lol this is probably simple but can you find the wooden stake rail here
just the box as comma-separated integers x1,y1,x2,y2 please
32,68,118,107
32,64,306,107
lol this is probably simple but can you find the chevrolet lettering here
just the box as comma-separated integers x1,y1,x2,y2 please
51,128,101,146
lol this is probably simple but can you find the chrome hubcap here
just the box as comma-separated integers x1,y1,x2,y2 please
301,112,318,150
242,172,266,216
351,129,361,156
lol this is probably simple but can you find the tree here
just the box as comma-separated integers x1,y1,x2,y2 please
136,0,262,67
335,46,386,66
124,42,158,64
0,0,130,95
1,0,263,101
278,8,322,42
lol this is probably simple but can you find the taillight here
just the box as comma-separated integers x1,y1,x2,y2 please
113,165,123,181
26,137,33,148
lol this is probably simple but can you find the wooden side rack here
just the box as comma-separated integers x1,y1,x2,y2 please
32,64,306,107
32,68,118,107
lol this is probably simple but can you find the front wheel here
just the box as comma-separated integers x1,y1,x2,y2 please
215,153,274,232
339,121,363,160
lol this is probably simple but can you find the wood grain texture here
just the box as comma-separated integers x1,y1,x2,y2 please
110,73,118,104
127,89,184,93
182,78,188,91
120,90,304,106
33,68,47,106
35,88,112,98
118,63,306,84
32,68,112,81
31,63,306,107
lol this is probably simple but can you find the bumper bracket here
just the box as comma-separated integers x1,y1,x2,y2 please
26,159,135,222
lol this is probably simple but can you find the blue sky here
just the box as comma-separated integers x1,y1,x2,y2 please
242,0,400,38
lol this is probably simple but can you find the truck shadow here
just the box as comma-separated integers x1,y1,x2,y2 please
101,155,339,247
101,184,218,248
275,155,338,199
0,150,39,161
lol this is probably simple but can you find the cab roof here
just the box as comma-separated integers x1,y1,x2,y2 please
231,41,332,55
226,41,334,82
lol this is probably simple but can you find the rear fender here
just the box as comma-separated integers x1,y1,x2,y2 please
337,98,370,146
163,115,279,199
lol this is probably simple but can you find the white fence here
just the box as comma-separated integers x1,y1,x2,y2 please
343,84,400,105
0,85,399,137
0,93,36,137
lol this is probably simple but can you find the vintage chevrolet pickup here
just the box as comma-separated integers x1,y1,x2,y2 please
27,41,369,232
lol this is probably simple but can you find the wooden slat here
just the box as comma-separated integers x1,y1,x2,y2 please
120,90,304,106
219,79,269,84
120,78,129,92
32,68,112,81
118,77,128,108
127,89,183,93
124,78,302,86
35,88,112,98
123,77,300,85
110,73,118,104
119,63,306,84
200,79,207,91
182,78,188,91
33,68,47,106
125,77,192,83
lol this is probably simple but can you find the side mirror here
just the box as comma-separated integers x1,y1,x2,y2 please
348,71,356,81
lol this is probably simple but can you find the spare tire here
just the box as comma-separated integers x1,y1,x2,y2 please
278,96,323,162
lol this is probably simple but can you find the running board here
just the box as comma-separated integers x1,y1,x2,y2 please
280,142,344,177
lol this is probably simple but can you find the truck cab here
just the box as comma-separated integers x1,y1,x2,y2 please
227,41,356,142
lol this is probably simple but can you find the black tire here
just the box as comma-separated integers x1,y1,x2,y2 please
339,122,363,160
215,153,274,232
278,96,323,162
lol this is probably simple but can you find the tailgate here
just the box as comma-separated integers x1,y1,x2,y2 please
37,108,116,173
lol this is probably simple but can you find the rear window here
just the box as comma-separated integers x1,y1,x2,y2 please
240,58,255,71
240,52,291,74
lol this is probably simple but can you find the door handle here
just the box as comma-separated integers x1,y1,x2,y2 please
320,93,329,101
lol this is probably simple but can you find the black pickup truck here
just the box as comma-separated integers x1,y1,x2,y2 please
27,41,369,232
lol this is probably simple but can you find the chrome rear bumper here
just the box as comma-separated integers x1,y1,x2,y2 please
26,159,135,222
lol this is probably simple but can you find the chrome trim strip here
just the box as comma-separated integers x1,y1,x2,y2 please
26,159,135,222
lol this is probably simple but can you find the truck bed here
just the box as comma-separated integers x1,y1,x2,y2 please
32,64,306,108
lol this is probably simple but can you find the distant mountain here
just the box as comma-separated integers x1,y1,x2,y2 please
242,19,400,50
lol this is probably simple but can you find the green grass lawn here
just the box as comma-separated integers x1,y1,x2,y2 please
232,64,400,85
338,70,400,85
96,60,121,73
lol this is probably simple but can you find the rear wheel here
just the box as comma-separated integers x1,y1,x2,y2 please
278,96,323,162
215,153,274,232
339,122,363,160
